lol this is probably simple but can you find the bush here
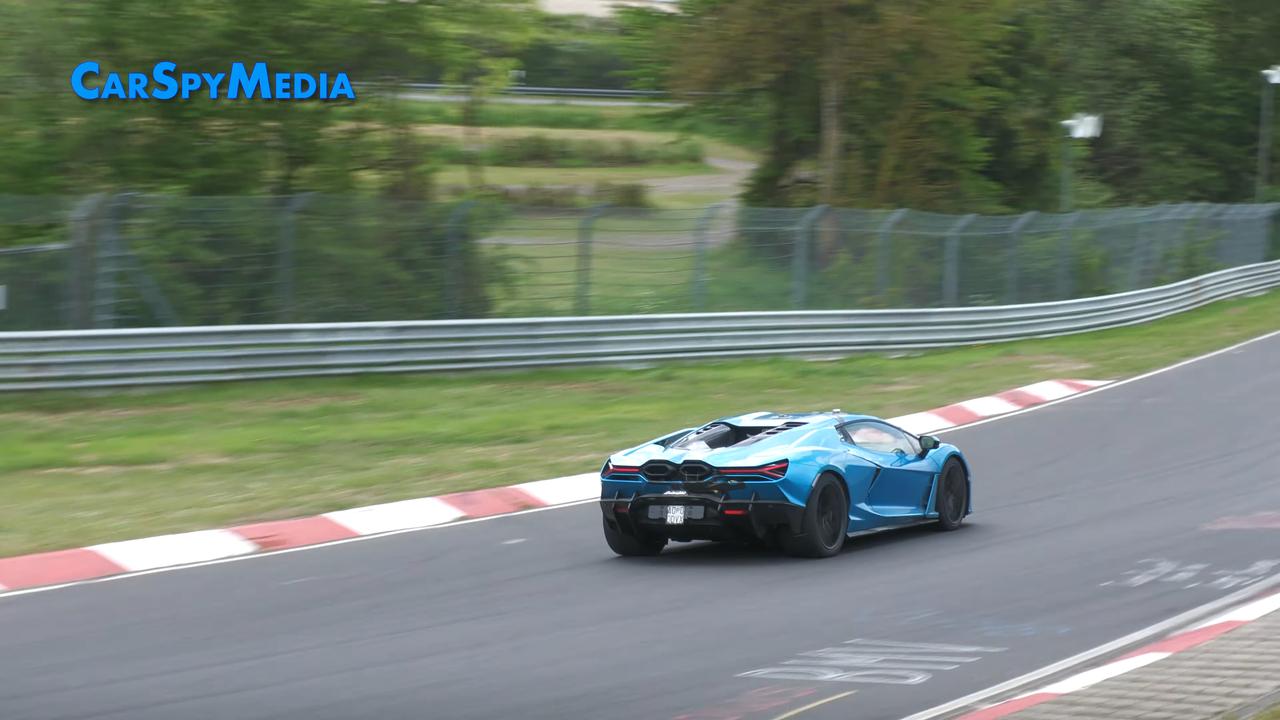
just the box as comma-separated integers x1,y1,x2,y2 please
491,184,584,208
592,182,650,207
477,134,703,167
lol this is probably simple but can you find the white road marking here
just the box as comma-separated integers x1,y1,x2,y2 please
1192,590,1280,628
513,473,599,505
502,538,527,545
1017,381,1080,402
90,530,258,572
891,412,954,434
324,497,464,535
958,396,1022,417
1035,652,1169,695
740,639,1006,686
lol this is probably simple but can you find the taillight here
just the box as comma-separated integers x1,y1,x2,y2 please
718,460,789,480
602,461,641,478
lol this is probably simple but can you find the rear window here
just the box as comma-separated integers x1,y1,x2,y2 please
669,423,759,450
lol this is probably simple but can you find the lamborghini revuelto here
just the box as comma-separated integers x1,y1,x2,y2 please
598,411,972,558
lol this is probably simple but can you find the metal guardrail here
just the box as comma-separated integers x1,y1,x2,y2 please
2,260,1277,391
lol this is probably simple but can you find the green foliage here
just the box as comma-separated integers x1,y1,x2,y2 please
96,196,514,326
639,0,1280,211
0,0,537,197
516,14,634,88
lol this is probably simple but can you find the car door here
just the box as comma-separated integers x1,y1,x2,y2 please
839,421,936,518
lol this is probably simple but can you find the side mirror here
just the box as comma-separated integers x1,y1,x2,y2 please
919,435,940,453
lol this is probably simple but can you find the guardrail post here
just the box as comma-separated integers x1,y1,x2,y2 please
277,193,312,323
691,203,724,312
445,200,476,318
1056,211,1081,299
942,213,977,306
1006,211,1039,304
792,205,828,309
875,208,909,301
576,204,609,316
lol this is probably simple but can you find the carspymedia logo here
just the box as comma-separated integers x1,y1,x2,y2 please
71,61,356,101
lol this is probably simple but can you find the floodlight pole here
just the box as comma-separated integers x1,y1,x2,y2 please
1256,66,1280,202
1060,139,1073,213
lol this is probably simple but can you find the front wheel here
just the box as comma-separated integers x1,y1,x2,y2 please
780,473,849,558
935,458,969,531
603,516,667,557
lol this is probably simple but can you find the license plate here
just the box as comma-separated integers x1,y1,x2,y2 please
665,505,686,525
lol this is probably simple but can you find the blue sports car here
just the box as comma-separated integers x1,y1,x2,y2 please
599,411,972,558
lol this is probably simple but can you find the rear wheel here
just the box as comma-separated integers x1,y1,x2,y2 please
935,459,969,531
603,516,667,556
780,473,849,558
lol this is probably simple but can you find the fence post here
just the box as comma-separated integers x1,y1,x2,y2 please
942,213,977,306
690,203,724,312
1056,211,1081,299
875,208,909,301
445,200,475,319
792,205,828,309
115,193,180,326
1006,211,1039,304
67,193,107,329
277,193,312,323
1127,205,1169,291
576,204,609,316
1161,203,1198,280
92,194,129,329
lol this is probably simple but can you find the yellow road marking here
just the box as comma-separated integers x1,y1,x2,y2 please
768,690,857,720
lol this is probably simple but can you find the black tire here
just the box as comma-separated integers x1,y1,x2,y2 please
935,458,969,531
603,516,667,557
780,473,849,558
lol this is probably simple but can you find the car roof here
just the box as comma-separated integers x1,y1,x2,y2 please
712,411,879,427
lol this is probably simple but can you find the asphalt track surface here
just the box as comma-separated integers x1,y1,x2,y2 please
3,333,1280,720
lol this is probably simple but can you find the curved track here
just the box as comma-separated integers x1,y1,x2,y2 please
3,334,1280,720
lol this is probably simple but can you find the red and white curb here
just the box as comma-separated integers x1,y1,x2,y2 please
956,590,1280,719
0,378,1107,594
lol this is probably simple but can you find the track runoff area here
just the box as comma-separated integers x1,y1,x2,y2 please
1,330,1278,720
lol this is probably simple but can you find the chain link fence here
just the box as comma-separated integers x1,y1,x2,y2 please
1,195,1277,330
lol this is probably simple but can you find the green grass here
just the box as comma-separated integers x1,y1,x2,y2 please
1,289,1278,556
405,100,662,128
652,192,745,209
399,101,764,151
435,162,716,187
